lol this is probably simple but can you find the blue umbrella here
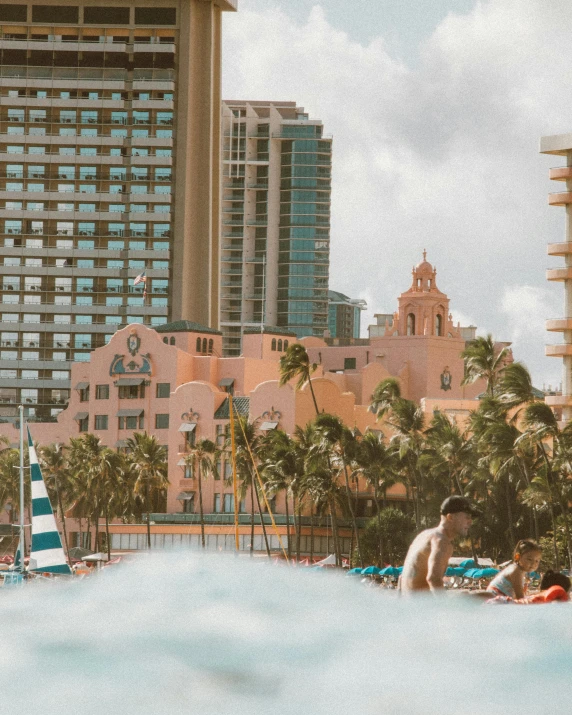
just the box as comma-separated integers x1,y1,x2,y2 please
459,559,479,569
347,567,364,576
473,567,498,579
445,566,467,577
462,568,481,579
379,566,401,578
361,566,382,575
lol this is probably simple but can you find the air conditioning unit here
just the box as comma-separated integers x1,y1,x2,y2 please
29,286,40,292
30,173,42,178
81,343,89,348
56,286,65,291
29,342,37,347
61,118,73,123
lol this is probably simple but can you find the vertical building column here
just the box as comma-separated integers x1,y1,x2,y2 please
172,0,222,328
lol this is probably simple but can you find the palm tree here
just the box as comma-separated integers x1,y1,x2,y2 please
461,334,509,396
279,343,320,415
355,431,396,565
313,413,364,566
184,438,219,548
370,377,401,419
126,432,169,549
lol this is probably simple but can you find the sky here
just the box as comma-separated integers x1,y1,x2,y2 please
221,0,572,390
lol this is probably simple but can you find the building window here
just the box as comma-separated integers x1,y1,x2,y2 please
95,415,108,430
202,338,207,353
156,383,170,398
277,339,283,351
79,386,90,402
284,340,289,350
271,338,276,351
435,314,443,336
214,494,221,513
170,337,175,345
407,313,416,336
182,493,194,513
78,417,89,433
118,384,145,399
155,414,169,429
196,337,201,352
208,339,213,354
118,415,144,430
95,385,109,400
344,357,357,370
223,494,235,513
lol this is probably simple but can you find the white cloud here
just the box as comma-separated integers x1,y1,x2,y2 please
222,0,572,385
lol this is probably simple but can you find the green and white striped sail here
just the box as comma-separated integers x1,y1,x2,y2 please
28,428,71,575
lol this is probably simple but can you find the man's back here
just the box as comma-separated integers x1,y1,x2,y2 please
400,527,453,593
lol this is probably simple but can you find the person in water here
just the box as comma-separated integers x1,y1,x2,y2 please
486,569,570,604
400,495,478,594
486,539,542,600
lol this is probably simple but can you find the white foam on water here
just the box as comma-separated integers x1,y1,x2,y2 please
1,552,571,715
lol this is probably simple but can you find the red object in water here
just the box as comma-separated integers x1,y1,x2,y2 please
0,555,14,564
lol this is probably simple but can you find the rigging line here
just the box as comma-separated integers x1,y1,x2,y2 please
233,405,289,563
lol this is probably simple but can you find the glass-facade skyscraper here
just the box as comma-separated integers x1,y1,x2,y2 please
221,100,332,355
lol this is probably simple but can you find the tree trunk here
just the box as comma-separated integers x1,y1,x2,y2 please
342,459,362,567
145,476,151,550
505,478,516,549
296,496,302,563
253,481,271,558
307,376,320,416
105,503,111,560
329,497,341,566
293,494,300,563
309,500,314,563
95,509,100,552
285,490,291,561
198,460,205,549
249,477,255,556
373,491,384,567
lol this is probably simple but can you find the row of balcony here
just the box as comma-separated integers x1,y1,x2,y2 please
0,67,175,81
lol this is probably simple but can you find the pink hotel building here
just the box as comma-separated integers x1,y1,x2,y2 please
0,254,504,554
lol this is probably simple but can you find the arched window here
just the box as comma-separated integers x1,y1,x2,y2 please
407,313,416,336
428,279,432,288
277,339,283,351
271,338,276,351
208,339,213,354
163,337,168,344
196,337,201,352
202,338,207,353
435,314,442,336
284,340,288,350
170,337,175,345
417,278,421,288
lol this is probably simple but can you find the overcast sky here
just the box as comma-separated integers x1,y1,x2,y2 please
222,0,572,390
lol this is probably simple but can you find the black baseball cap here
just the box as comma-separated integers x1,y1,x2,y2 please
440,495,479,517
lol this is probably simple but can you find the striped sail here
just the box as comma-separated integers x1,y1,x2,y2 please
28,428,71,575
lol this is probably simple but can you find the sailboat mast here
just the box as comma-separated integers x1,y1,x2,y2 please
18,404,25,565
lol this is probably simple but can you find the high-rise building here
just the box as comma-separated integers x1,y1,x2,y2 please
220,100,332,356
327,290,366,339
0,0,235,422
540,131,572,422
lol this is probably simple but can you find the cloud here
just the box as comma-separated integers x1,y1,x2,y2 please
222,0,571,385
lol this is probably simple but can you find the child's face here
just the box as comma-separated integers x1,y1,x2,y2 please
518,550,542,573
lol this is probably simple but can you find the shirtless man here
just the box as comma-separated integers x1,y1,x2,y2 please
400,496,478,594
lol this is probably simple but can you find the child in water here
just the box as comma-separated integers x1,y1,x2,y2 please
486,539,542,599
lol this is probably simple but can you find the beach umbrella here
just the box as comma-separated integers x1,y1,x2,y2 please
462,568,481,579
459,559,479,569
379,566,401,578
361,566,382,576
347,568,364,576
473,567,498,579
445,566,467,577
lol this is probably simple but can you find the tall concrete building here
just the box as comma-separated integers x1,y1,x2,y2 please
541,132,572,422
220,100,332,356
0,0,235,422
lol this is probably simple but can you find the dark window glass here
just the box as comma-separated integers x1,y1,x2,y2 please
344,357,356,370
78,417,88,433
271,339,276,351
169,337,175,345
196,337,201,352
79,387,90,402
84,6,129,23
135,7,176,25
156,383,170,398
118,384,144,399
155,414,169,429
94,415,108,430
0,5,27,21
208,339,213,354
95,384,109,400
32,5,78,23
277,340,283,351
202,338,207,353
